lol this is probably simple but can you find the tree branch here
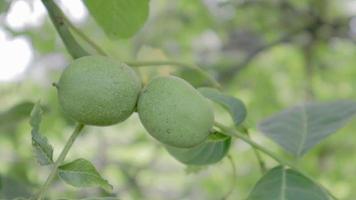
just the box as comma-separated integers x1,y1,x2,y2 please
42,0,89,59
219,25,310,82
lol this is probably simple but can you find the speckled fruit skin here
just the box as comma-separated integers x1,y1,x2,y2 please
137,76,214,148
58,56,141,126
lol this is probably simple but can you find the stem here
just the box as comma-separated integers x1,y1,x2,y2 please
214,121,338,200
303,41,315,101
241,127,267,174
42,0,89,59
127,61,221,89
222,154,237,200
62,16,108,56
249,135,267,174
215,121,295,168
36,123,85,200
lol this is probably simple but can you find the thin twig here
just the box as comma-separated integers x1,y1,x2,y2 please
215,121,293,168
240,127,267,174
221,154,237,200
62,16,108,56
116,162,144,199
219,24,315,82
127,61,221,89
303,40,315,101
35,123,85,200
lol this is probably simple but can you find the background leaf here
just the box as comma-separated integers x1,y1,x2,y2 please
165,133,231,166
0,176,31,199
0,101,34,128
247,166,331,200
29,102,54,165
58,158,113,192
198,87,247,126
84,0,149,39
258,100,356,157
0,0,10,14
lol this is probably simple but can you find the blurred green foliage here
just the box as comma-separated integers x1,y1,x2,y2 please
0,0,355,199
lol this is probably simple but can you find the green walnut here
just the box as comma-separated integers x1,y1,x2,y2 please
57,56,141,126
137,76,214,148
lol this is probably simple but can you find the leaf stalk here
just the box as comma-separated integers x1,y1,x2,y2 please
214,121,338,200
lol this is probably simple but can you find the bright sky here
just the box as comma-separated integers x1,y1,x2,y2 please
0,0,87,82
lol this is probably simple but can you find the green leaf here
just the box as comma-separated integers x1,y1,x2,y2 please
258,100,356,157
0,176,31,199
198,87,247,126
0,101,34,127
247,166,331,200
165,135,231,165
29,102,54,165
84,0,149,39
0,0,10,14
58,158,113,192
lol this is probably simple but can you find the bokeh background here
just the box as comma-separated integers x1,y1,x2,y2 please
0,0,356,199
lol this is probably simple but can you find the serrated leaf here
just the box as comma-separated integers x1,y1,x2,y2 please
58,158,113,192
165,136,231,165
247,166,331,200
31,133,54,165
29,102,42,131
198,87,247,126
29,102,54,165
84,0,149,39
258,100,356,157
